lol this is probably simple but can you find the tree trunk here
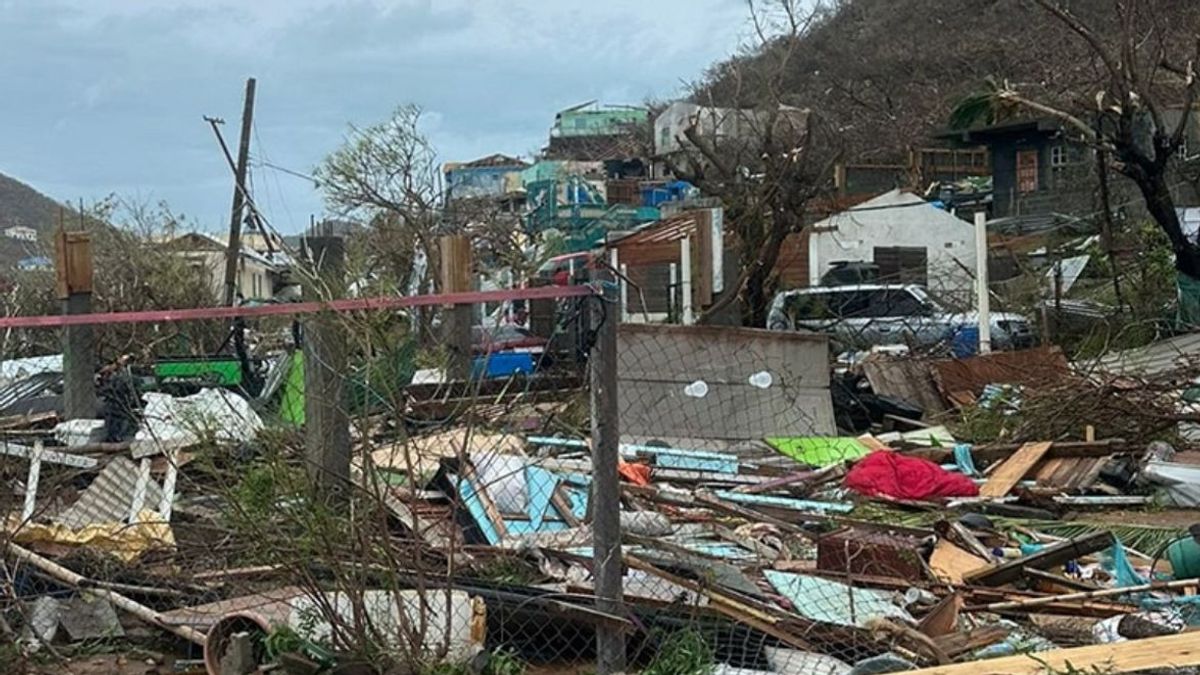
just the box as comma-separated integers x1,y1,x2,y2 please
742,215,793,327
1133,170,1200,326
1135,171,1200,277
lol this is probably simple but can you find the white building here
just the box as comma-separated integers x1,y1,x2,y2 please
4,226,37,242
163,232,281,302
653,101,808,175
807,190,977,298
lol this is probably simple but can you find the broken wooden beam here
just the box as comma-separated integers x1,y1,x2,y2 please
963,531,1114,587
966,576,1200,613
977,442,1052,498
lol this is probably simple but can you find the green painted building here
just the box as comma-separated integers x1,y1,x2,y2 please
550,101,648,139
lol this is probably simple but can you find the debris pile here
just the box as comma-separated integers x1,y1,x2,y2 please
8,334,1200,675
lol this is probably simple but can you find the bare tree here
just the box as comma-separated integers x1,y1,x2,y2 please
666,0,840,325
317,106,537,298
316,105,443,294
953,0,1200,318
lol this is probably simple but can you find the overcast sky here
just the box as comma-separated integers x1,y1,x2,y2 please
0,0,750,233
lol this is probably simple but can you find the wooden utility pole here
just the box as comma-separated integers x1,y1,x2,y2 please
439,236,473,381
56,214,96,420
303,236,350,496
222,77,257,307
588,268,625,674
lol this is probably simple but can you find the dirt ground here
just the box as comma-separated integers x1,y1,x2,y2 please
30,654,178,674
1084,508,1200,529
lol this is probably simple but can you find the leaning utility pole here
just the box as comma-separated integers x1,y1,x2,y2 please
221,77,257,307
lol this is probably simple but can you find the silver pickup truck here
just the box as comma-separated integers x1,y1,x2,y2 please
766,284,1035,351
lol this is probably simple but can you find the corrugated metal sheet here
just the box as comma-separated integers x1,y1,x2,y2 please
861,358,948,416
53,456,164,529
1095,332,1200,378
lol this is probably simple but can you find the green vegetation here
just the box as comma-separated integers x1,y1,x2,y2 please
642,628,715,675
423,650,527,675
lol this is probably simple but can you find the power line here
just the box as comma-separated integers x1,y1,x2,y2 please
253,156,319,183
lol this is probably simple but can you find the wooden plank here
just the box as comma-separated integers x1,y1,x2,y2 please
917,593,961,638
978,442,1053,498
55,230,93,298
928,540,989,585
931,625,1009,660
894,631,1200,675
964,531,1113,587
464,466,508,540
0,442,98,469
713,490,853,514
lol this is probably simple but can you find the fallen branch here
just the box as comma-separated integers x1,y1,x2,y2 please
7,542,207,646
966,577,1200,613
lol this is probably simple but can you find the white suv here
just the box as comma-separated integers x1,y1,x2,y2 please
766,284,1035,351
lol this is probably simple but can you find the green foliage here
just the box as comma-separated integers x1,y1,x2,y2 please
484,650,527,675
264,625,305,661
473,555,541,586
642,629,715,675
951,401,1009,444
422,650,526,675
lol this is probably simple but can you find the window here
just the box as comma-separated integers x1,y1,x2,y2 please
1050,144,1067,167
1016,149,1039,193
873,247,928,285
827,290,872,319
862,289,927,318
784,292,832,321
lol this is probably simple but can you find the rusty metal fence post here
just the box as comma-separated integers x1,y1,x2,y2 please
589,268,626,673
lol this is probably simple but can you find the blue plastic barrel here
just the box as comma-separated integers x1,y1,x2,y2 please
951,325,980,358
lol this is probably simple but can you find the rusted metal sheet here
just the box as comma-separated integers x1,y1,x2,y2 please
861,358,948,415
817,528,927,579
931,346,1070,405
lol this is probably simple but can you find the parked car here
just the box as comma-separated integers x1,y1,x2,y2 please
766,284,1035,351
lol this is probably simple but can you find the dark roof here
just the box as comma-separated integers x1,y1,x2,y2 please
456,154,528,169
936,117,1064,144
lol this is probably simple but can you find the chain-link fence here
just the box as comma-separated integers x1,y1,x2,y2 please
0,267,1056,675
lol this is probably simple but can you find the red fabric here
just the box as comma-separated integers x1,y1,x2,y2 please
845,451,979,501
618,461,652,486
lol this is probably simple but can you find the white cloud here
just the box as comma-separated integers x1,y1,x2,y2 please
0,0,749,231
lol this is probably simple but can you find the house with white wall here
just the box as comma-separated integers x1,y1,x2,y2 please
807,190,977,299
4,226,37,242
163,232,280,302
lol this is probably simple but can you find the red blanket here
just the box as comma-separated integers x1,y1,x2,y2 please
845,451,979,501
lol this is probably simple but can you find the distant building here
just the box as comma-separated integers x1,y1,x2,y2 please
162,232,281,302
16,256,51,271
806,190,978,298
4,226,37,242
942,111,1200,230
443,154,529,202
281,219,366,250
653,102,809,177
545,102,649,162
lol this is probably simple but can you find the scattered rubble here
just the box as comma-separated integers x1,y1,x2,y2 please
8,327,1200,675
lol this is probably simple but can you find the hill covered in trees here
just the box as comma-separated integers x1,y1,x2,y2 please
695,0,1200,162
0,171,67,266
